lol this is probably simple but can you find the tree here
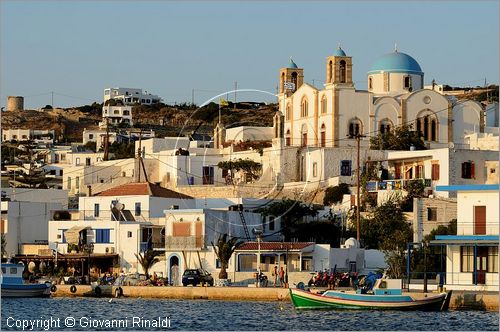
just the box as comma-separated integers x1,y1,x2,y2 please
401,180,425,212
217,159,262,181
109,142,135,159
370,124,426,151
83,141,97,152
323,183,350,206
211,234,243,279
134,250,162,279
256,199,318,240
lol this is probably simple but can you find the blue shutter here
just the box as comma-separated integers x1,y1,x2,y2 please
103,229,110,243
96,229,102,243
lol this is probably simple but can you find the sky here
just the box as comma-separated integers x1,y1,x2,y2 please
1,1,499,109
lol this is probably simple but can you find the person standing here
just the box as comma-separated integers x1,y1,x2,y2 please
273,265,278,287
279,267,285,287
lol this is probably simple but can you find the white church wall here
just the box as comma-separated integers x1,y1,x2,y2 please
452,100,482,144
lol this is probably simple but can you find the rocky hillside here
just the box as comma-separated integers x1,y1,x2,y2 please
1,102,278,142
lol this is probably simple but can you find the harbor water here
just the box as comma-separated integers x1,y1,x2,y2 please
1,297,498,331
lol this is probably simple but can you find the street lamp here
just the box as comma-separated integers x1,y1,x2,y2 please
253,228,263,287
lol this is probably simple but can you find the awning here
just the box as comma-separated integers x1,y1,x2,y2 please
64,226,90,244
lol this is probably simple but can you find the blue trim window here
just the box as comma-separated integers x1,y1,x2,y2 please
95,229,110,243
61,229,67,243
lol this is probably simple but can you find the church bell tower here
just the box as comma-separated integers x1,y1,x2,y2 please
326,45,353,87
279,57,304,95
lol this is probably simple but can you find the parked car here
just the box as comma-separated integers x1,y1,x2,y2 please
182,269,214,286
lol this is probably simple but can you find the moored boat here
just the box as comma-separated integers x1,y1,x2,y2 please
290,278,452,311
1,263,51,298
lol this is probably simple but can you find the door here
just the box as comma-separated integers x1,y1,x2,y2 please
202,166,214,185
474,206,486,235
475,247,488,284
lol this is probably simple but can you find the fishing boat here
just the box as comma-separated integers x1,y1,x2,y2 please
1,263,51,297
290,277,452,311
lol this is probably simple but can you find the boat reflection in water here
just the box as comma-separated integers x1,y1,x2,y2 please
290,277,452,311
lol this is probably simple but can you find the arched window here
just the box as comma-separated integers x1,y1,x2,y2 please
301,98,308,117
321,96,327,114
379,119,392,135
339,60,346,83
301,124,308,147
368,76,373,90
285,129,291,146
291,72,298,91
348,118,363,137
416,110,438,142
281,72,285,93
329,60,333,83
286,104,292,120
320,123,326,147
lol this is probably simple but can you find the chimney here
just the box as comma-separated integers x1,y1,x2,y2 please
86,185,92,197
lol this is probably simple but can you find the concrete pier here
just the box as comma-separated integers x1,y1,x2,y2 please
51,285,498,311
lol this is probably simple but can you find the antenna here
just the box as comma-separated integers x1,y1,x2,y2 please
394,43,398,52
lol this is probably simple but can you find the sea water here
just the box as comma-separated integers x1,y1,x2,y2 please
1,297,498,331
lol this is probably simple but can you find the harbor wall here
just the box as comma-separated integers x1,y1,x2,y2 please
51,285,498,311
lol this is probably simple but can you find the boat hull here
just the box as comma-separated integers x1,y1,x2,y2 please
290,289,451,311
1,283,51,298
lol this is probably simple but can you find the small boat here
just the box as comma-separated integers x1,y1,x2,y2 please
1,263,51,297
290,278,452,311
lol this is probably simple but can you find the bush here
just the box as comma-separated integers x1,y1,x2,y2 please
323,183,350,205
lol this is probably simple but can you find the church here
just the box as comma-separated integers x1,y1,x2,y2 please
276,47,484,148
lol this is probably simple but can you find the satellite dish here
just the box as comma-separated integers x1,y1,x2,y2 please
448,142,455,149
115,202,124,211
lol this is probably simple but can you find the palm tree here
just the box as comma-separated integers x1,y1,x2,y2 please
134,250,162,278
212,234,244,279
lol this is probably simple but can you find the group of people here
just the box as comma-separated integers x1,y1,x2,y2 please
271,265,286,287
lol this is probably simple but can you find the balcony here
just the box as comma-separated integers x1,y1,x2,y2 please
165,236,205,250
366,178,432,192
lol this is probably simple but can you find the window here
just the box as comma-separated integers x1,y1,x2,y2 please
301,99,308,117
60,170,63,176
86,158,91,166
339,60,346,83
313,162,318,177
301,132,307,147
75,176,80,189
427,207,437,221
60,154,66,161
75,158,80,166
368,76,373,90
348,119,362,137
94,203,100,217
22,135,28,139
431,163,440,180
127,231,132,238
50,170,56,175
12,135,17,139
135,202,141,216
379,120,392,135
114,109,119,115
488,246,498,273
67,177,72,189
328,60,333,82
88,134,94,140
404,76,412,89
10,267,17,274
95,229,110,243
269,216,275,231
285,130,291,146
461,161,475,179
321,97,327,114
286,105,291,120
123,110,130,115
141,99,146,103
320,124,326,147
340,160,352,176
216,259,221,269
461,246,474,272
291,72,298,91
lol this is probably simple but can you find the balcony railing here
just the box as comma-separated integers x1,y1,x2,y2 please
165,236,205,250
366,178,432,192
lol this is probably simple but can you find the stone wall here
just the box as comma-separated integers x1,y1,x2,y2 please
413,197,457,242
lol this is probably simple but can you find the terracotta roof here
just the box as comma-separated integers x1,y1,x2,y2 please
237,242,315,251
96,182,193,199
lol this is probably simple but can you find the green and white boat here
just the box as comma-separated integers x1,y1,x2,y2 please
290,278,452,311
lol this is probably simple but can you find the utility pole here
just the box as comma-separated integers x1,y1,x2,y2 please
347,132,366,242
103,117,110,161
191,89,195,106
51,91,54,107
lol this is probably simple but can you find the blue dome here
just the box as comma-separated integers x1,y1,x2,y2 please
288,57,298,69
332,47,346,57
368,51,423,74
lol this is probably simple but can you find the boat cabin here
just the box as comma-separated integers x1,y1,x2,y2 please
0,263,25,284
372,278,403,295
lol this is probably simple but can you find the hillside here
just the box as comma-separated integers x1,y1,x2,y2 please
1,102,278,142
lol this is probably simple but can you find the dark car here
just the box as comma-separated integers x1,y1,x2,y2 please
182,269,214,286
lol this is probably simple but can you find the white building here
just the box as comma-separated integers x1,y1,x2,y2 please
2,129,55,144
278,47,484,149
431,183,498,291
101,105,133,127
104,87,161,105
83,128,155,150
1,189,67,256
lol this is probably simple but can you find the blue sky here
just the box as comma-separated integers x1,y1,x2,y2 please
1,1,498,109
